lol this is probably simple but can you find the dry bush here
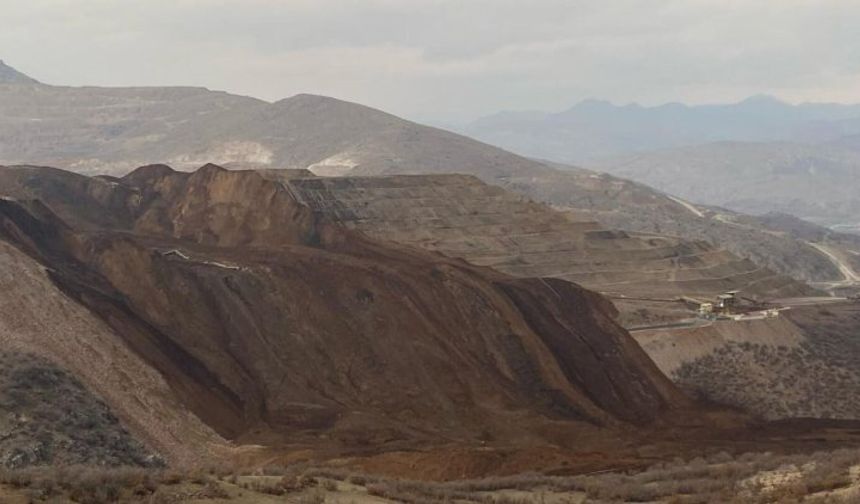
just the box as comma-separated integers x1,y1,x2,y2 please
196,480,229,499
146,489,175,504
187,468,209,485
296,489,326,504
350,448,860,503
348,472,387,488
240,474,315,496
260,464,290,476
203,462,236,480
247,479,286,496
303,467,351,481
160,469,183,485
0,465,162,502
1,449,858,503
0,464,332,502
227,471,239,485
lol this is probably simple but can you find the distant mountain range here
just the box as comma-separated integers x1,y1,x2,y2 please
460,95,860,163
592,141,860,229
458,96,860,232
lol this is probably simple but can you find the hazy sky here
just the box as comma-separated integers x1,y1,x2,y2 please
2,0,858,122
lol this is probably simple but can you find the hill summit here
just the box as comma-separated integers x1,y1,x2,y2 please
0,60,39,85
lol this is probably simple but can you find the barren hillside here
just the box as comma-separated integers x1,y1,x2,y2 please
286,173,814,325
0,62,847,288
592,141,860,231
0,163,700,468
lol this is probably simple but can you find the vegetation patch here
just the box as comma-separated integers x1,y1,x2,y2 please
0,352,161,469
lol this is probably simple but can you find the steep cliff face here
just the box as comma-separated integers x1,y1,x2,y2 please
0,164,691,459
123,164,319,247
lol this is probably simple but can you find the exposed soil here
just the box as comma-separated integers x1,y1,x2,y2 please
0,163,702,470
2,163,859,481
289,174,814,311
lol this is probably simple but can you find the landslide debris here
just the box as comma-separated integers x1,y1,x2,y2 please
0,163,694,461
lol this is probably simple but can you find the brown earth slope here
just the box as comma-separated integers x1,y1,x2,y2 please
0,163,697,466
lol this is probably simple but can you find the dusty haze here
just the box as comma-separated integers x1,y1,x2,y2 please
1,0,859,122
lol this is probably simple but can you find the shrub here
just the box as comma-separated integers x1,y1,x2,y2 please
197,480,229,499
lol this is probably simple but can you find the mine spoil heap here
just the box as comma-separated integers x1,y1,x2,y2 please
288,174,809,300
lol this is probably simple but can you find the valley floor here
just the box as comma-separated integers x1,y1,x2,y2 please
6,439,860,503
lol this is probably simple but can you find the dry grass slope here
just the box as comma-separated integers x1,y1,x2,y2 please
636,303,860,421
0,352,160,469
4,449,860,502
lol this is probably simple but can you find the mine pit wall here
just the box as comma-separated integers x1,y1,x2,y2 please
633,312,860,420
284,174,816,320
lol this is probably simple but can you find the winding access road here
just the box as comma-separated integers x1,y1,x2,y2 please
807,242,860,287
